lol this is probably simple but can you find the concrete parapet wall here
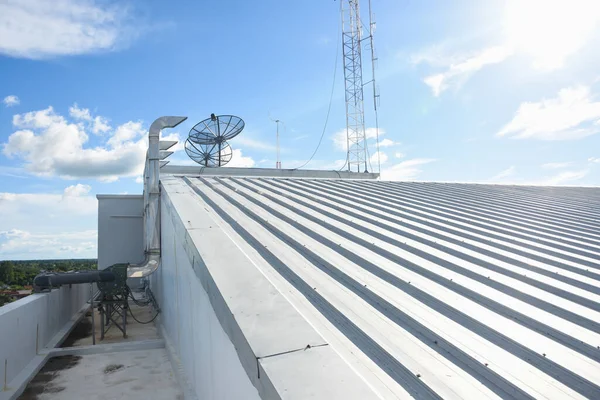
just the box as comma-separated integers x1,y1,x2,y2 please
151,189,261,400
0,284,89,392
161,165,380,180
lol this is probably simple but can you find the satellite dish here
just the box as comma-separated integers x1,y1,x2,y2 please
189,115,245,145
185,114,244,167
185,138,233,167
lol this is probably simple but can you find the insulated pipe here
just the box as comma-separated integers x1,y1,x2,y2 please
128,116,187,278
33,270,115,291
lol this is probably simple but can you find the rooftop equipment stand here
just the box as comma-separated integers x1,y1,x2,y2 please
95,264,129,340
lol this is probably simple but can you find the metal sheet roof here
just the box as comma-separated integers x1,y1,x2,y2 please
173,176,600,400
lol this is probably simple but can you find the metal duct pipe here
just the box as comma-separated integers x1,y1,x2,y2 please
128,116,187,278
34,270,115,292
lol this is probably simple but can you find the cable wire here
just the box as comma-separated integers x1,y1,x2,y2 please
367,0,382,176
293,25,340,170
337,157,348,171
127,306,159,324
125,285,159,324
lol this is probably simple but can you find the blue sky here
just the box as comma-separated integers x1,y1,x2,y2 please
1,0,600,259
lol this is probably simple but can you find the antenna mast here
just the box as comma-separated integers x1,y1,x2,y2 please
340,0,368,172
270,117,282,169
367,0,381,174
275,119,281,169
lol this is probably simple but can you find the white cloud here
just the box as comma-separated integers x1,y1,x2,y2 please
370,151,388,165
0,0,137,59
63,183,91,197
332,130,347,151
394,152,405,159
225,149,255,168
543,169,589,185
421,46,513,96
92,116,111,134
504,0,600,70
0,166,29,179
541,162,573,169
380,158,436,181
3,95,19,107
414,1,600,96
2,105,179,182
332,127,385,151
107,121,144,147
69,103,92,121
379,138,399,147
491,166,516,181
233,136,278,152
69,103,112,135
588,157,600,163
497,86,600,140
0,229,97,259
365,128,384,140
0,188,97,259
0,191,96,218
410,43,460,67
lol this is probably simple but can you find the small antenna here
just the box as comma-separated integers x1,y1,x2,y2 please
367,0,382,175
270,116,283,169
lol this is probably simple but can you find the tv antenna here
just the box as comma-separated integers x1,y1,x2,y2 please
185,114,245,167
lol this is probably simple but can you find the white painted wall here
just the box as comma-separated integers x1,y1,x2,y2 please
96,195,144,269
0,284,89,390
151,196,261,400
97,195,144,288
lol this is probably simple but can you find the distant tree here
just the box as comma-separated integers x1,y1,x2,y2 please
0,261,15,284
0,293,12,307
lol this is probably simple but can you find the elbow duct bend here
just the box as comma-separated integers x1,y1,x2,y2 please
128,115,187,279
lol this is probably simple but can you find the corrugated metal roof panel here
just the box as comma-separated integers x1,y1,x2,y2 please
174,176,600,399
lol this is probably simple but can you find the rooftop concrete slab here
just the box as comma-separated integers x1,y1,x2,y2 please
64,304,159,347
17,349,182,400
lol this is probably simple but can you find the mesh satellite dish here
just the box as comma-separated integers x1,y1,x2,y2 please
189,114,245,145
185,114,244,167
185,138,233,167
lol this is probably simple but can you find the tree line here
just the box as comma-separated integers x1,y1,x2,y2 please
0,259,98,288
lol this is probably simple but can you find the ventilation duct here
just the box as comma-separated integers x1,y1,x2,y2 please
128,116,187,278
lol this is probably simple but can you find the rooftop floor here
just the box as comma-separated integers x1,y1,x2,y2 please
18,303,181,400
18,349,182,400
64,303,160,347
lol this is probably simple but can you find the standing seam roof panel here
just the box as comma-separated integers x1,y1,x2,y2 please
171,176,600,400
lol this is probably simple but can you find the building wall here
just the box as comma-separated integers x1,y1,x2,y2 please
0,284,89,390
96,195,144,270
97,195,144,288
151,192,260,400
